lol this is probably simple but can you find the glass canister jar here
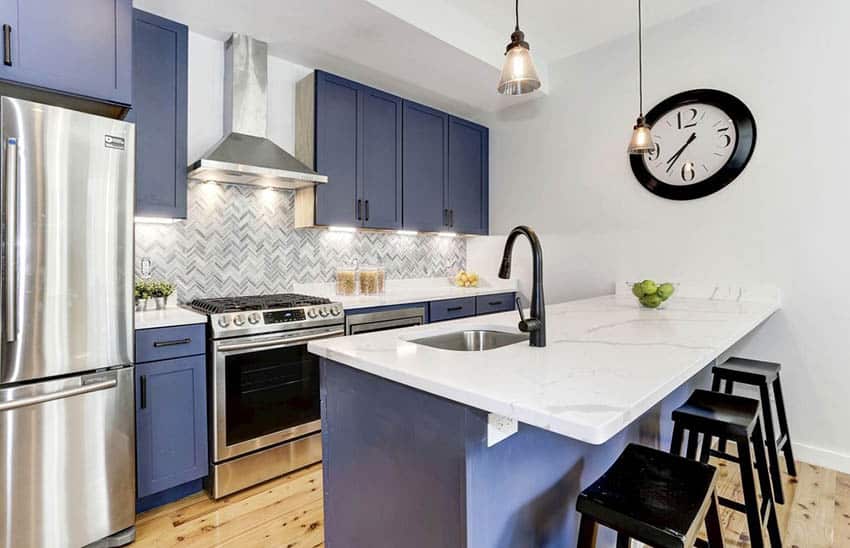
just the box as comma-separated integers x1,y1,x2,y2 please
358,266,385,296
335,266,358,296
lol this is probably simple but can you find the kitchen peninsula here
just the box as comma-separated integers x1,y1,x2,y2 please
309,285,780,547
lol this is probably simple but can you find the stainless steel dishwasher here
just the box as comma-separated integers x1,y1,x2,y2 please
345,306,427,335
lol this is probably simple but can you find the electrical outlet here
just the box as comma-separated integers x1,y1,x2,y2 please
487,413,518,447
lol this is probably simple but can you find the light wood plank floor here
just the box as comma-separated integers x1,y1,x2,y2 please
133,459,850,547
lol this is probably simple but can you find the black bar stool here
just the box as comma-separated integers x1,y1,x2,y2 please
671,390,782,548
576,443,724,548
711,357,796,504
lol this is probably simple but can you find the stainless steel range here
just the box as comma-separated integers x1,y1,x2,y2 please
187,293,344,498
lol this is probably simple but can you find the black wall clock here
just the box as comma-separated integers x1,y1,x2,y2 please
630,89,756,200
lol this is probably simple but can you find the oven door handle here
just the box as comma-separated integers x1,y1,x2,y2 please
216,328,345,353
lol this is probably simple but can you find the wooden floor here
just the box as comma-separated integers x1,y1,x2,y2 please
134,459,850,547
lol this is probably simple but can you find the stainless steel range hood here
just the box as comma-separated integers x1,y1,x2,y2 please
188,35,327,189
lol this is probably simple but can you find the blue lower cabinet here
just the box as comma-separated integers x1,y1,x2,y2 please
430,297,475,322
135,354,207,500
475,292,516,315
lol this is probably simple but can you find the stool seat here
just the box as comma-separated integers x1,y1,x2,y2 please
672,389,760,438
577,444,719,548
713,357,780,383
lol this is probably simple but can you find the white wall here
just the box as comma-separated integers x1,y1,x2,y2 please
469,0,850,471
186,32,312,163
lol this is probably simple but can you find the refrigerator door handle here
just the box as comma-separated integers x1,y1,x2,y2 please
5,137,16,343
0,378,117,412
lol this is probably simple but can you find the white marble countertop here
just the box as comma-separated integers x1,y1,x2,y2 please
309,289,780,445
135,306,207,330
294,277,519,310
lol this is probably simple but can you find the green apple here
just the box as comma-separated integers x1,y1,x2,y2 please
657,283,675,301
640,294,663,308
632,283,645,298
640,279,658,295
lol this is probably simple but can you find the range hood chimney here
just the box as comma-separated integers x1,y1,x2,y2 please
187,35,327,189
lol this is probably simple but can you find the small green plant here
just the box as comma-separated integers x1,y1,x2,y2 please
135,280,175,299
134,280,151,300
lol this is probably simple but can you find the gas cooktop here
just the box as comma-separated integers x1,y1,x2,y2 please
187,293,332,314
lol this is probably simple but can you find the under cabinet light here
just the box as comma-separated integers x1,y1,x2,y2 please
396,230,418,236
437,232,458,238
328,226,357,233
135,217,179,225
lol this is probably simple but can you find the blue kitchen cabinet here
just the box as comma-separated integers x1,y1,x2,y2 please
313,71,402,229
131,9,188,218
447,116,489,235
474,292,516,315
0,0,132,106
402,100,448,232
135,325,207,508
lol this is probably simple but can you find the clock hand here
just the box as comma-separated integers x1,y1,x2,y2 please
665,132,697,173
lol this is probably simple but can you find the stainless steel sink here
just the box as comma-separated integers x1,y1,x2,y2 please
410,330,528,351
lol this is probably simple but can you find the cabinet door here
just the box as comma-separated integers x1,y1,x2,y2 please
315,71,360,226
132,10,188,218
0,0,131,105
402,101,448,232
447,116,488,235
136,356,207,498
359,87,402,229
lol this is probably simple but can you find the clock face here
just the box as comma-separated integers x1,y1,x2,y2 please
644,103,738,186
630,89,756,201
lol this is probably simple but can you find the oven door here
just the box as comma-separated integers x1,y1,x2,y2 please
211,325,343,462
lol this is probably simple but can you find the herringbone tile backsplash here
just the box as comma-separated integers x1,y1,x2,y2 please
135,181,466,302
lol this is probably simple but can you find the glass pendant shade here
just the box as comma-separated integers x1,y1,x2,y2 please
628,118,654,154
497,33,541,95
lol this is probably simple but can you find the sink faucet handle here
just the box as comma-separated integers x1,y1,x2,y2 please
515,295,526,323
515,295,542,334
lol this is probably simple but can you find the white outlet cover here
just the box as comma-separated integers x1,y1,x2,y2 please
487,413,518,447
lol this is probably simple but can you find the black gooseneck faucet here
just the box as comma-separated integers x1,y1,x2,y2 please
498,225,546,347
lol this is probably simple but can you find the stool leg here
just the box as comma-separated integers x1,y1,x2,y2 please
686,431,700,460
577,515,597,548
699,433,713,464
772,373,797,476
670,423,685,456
736,436,765,548
752,422,783,548
704,490,725,547
758,381,785,504
616,532,631,548
717,379,735,453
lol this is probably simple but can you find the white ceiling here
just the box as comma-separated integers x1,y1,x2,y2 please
134,0,718,117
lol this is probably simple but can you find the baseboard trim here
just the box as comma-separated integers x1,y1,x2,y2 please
793,442,850,474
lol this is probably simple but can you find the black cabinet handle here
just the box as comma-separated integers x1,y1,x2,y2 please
3,25,11,66
488,301,503,306
140,375,147,409
449,209,454,227
153,337,191,348
365,200,369,221
356,199,362,220
443,208,448,227
447,306,463,312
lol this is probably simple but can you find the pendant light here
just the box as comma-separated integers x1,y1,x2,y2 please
628,0,654,154
497,0,541,95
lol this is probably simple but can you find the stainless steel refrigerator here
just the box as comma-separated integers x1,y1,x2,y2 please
0,98,135,548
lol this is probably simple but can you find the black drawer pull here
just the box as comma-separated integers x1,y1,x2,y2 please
488,301,503,306
3,24,11,66
140,375,147,409
153,337,191,348
447,306,464,312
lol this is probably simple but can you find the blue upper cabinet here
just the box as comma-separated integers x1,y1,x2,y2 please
402,101,448,233
314,72,360,226
0,0,131,106
310,71,402,229
131,9,188,218
360,87,402,229
448,116,489,235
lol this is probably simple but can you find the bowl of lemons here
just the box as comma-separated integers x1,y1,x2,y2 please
632,279,676,309
452,270,479,288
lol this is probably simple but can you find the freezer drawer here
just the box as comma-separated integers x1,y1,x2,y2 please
0,367,135,548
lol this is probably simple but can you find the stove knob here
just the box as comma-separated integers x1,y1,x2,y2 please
307,308,318,319
217,315,230,328
233,314,246,326
330,306,341,316
319,307,329,318
248,312,261,325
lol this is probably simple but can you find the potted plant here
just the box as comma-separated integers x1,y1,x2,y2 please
149,281,175,310
134,281,151,311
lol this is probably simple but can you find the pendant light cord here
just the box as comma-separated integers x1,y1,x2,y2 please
638,0,644,117
515,0,520,32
